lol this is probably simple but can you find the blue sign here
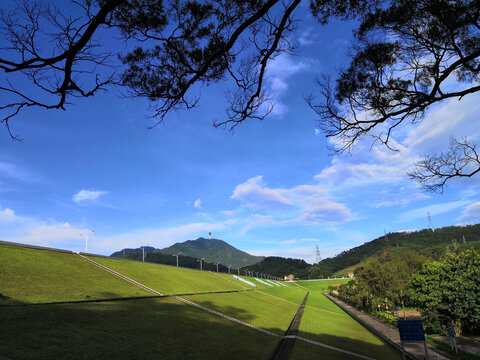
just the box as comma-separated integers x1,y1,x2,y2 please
448,326,455,338
398,319,425,342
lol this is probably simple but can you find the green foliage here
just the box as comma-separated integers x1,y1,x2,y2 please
241,256,310,277
335,251,428,313
314,224,480,275
410,249,480,334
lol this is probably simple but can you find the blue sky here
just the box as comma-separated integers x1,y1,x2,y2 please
1,3,480,263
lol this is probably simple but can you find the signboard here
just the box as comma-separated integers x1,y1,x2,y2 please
448,326,455,338
397,319,425,342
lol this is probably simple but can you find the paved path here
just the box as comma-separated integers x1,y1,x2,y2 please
325,294,449,360
271,291,309,360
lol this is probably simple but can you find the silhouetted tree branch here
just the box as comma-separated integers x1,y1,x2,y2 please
408,137,480,193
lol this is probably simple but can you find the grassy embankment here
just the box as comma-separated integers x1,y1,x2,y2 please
1,245,403,359
0,244,150,304
295,280,402,359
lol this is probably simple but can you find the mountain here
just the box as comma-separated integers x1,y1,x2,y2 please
110,246,155,257
240,256,310,278
158,237,264,269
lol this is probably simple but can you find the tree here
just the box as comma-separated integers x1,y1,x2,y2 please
1,0,480,190
308,0,480,191
410,250,480,334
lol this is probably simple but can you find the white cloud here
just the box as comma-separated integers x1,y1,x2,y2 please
265,54,312,115
0,207,22,222
73,189,107,204
281,239,297,245
231,176,293,209
314,129,321,136
458,201,480,223
231,176,351,229
194,198,202,208
8,222,87,248
397,200,471,224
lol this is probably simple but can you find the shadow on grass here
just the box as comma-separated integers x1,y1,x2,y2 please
0,297,403,360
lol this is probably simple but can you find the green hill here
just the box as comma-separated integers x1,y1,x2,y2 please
158,237,264,268
240,256,310,278
312,224,480,276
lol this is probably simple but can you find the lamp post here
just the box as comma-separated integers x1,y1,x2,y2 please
228,265,232,274
140,244,149,262
237,268,240,275
214,262,221,272
80,229,94,253
197,257,205,271
172,251,182,267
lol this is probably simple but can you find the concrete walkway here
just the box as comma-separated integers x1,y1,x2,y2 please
325,294,449,360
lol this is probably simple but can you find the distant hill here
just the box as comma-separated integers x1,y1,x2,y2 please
313,223,480,276
159,237,264,269
241,256,310,278
110,246,155,257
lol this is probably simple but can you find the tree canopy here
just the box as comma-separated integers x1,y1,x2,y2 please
1,0,480,190
410,249,480,334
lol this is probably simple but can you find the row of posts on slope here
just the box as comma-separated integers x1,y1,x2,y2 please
135,247,282,281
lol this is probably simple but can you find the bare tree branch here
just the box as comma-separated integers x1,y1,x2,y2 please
408,137,480,193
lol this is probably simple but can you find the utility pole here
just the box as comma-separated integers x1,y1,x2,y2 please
172,252,182,267
214,262,221,272
141,245,148,262
80,229,94,253
197,257,205,270
228,265,232,274
237,268,240,275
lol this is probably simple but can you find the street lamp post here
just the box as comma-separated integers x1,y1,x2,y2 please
80,229,94,253
237,268,240,275
140,244,150,262
228,265,232,274
172,252,182,267
197,257,205,271
214,262,221,272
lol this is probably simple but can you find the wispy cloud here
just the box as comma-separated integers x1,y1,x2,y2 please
0,207,22,222
73,189,107,204
194,198,202,208
397,200,472,224
231,176,351,229
458,201,480,224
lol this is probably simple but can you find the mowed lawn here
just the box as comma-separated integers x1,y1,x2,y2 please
89,256,248,295
182,290,300,336
0,297,278,360
0,245,150,304
295,284,402,359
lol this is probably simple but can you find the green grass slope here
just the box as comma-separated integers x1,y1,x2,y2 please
0,245,150,304
88,256,249,294
297,281,401,359
0,297,279,360
182,290,301,336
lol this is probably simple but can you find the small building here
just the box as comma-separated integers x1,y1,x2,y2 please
285,274,295,281
347,271,354,278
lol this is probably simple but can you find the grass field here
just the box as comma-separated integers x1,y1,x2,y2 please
182,290,301,335
0,245,150,304
0,245,405,359
294,279,401,359
88,256,253,295
0,297,278,360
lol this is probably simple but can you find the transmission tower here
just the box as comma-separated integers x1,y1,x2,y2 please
427,212,433,230
209,224,212,240
315,245,321,263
